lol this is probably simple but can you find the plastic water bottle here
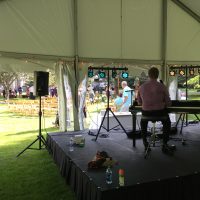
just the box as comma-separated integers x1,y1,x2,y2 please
69,137,74,152
106,166,112,184
119,169,125,186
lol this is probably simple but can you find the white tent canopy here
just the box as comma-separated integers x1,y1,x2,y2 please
0,0,199,65
0,0,200,131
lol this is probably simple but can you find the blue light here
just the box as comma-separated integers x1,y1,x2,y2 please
121,71,129,79
98,71,106,78
88,69,94,78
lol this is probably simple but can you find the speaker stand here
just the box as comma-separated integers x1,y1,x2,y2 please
17,96,47,157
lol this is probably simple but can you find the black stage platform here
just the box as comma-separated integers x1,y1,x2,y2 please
47,124,200,200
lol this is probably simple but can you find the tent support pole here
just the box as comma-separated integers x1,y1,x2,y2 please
171,0,200,23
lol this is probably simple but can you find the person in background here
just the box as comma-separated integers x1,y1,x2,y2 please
18,86,22,97
114,93,123,112
29,86,35,100
120,81,133,112
52,111,59,127
105,85,111,99
88,87,95,104
137,67,174,154
54,87,57,97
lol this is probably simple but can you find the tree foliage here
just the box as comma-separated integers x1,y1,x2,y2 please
0,70,56,100
185,75,200,89
49,70,56,86
0,72,18,100
0,72,34,100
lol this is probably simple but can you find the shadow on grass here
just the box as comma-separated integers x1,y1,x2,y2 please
5,127,59,137
0,108,55,118
0,110,38,118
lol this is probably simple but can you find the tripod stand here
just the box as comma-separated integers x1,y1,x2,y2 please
94,69,127,141
17,95,47,157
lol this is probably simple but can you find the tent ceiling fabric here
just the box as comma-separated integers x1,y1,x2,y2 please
167,0,200,61
78,0,162,60
0,0,200,72
0,0,74,57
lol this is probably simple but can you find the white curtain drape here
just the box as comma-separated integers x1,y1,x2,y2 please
55,62,89,131
55,63,67,131
64,63,80,130
78,76,87,130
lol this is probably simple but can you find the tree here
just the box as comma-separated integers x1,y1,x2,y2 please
184,75,200,89
48,70,56,86
0,72,18,100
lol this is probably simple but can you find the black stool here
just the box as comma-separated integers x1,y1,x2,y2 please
141,115,169,159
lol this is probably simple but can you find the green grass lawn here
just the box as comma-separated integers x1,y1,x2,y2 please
0,104,76,200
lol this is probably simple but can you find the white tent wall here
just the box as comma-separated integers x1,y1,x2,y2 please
0,0,74,56
167,0,200,62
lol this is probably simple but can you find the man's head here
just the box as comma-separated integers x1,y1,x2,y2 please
121,81,127,89
148,67,159,79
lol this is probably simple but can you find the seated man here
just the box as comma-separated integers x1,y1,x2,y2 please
137,67,173,154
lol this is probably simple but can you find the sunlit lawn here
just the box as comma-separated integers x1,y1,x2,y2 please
0,104,76,200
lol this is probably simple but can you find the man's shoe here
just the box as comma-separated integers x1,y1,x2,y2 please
168,144,176,151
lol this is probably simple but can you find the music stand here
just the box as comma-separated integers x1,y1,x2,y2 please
17,95,47,157
94,69,127,141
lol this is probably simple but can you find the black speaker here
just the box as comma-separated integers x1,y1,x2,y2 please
34,71,49,96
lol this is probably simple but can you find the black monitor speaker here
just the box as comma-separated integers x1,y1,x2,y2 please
34,71,49,96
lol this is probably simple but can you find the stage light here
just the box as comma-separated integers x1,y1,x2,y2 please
88,68,94,78
121,71,129,79
98,70,106,78
169,68,176,76
189,67,195,76
112,69,117,78
179,68,185,76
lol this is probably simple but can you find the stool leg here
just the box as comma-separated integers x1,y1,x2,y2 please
144,122,157,158
144,142,151,159
152,123,156,147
